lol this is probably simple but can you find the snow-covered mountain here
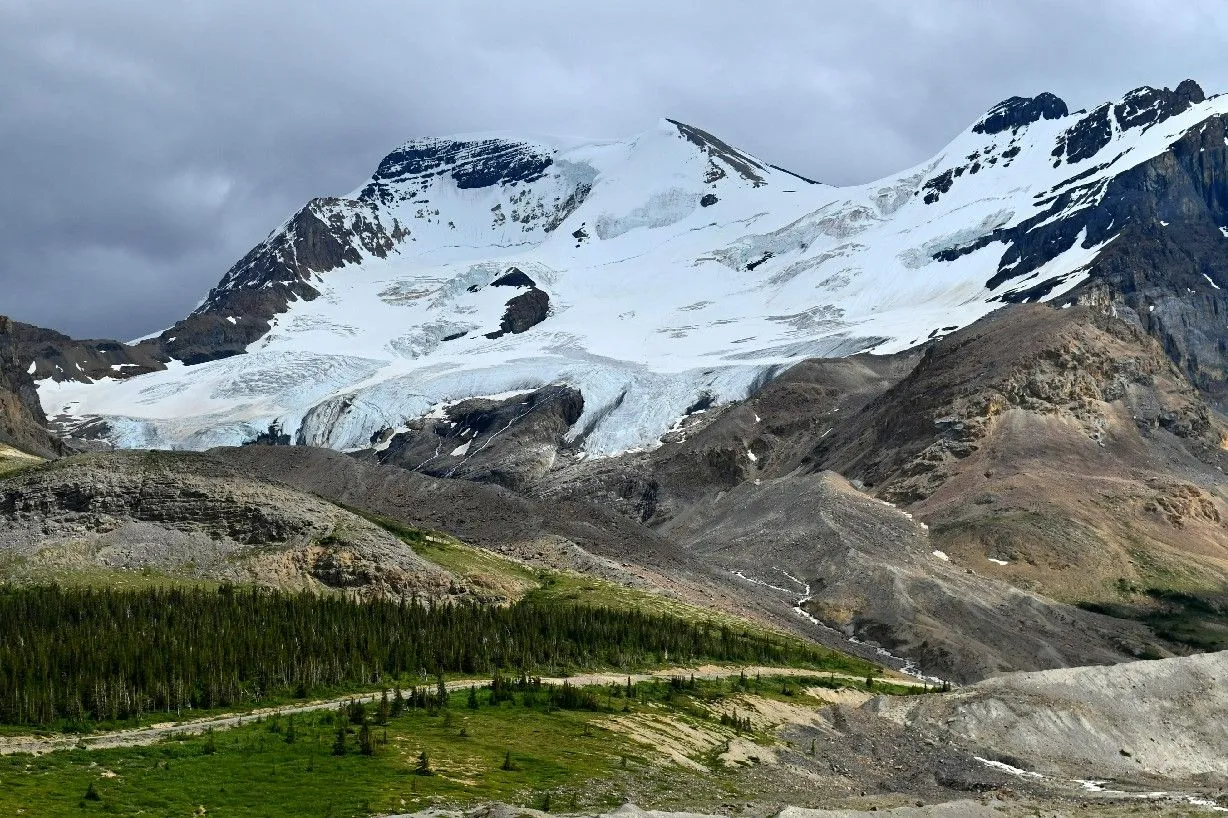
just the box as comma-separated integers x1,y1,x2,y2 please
37,80,1228,453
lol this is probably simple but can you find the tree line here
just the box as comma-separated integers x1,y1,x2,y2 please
0,584,865,727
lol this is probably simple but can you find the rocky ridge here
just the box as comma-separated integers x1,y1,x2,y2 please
0,451,465,601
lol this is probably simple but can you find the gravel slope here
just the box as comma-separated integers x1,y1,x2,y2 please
869,650,1228,782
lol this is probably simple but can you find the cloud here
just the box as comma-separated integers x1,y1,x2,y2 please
2,0,1226,339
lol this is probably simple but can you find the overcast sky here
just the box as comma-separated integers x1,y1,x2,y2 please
3,0,1227,340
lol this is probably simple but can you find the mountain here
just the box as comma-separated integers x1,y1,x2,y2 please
5,80,1228,685
34,80,1228,456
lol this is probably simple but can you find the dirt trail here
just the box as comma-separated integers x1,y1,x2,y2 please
0,665,918,757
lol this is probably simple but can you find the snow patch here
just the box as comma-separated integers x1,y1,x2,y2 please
975,757,1044,778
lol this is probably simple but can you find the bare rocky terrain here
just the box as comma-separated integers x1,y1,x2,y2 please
871,649,1228,784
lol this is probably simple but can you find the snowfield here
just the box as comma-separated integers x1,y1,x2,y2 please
41,91,1228,453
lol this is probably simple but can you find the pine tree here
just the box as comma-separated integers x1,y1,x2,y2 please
467,685,479,710
331,725,347,756
501,750,514,771
391,687,406,717
378,690,390,725
415,750,432,775
84,782,101,802
0,584,855,729
284,714,297,744
359,723,374,756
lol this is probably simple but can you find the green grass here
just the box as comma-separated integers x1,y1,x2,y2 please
0,674,919,817
1080,587,1228,652
0,558,223,592
0,445,44,477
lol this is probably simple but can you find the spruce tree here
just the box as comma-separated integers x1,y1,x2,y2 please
331,725,347,756
378,690,390,725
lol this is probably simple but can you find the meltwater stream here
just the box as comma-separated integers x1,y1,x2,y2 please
730,567,948,687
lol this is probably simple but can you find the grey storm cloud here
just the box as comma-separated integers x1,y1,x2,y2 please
2,0,1227,340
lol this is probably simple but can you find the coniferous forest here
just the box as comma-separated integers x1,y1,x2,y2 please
0,585,863,727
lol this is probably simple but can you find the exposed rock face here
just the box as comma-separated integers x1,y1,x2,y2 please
1053,82,1204,164
158,197,403,364
668,119,769,185
0,318,65,457
803,304,1228,608
0,451,461,600
809,305,1223,499
3,316,166,386
378,385,584,490
361,137,553,197
973,92,1069,135
485,288,551,339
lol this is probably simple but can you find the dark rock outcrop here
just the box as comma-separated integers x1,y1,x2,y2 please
484,288,551,339
379,385,584,490
6,319,166,385
973,92,1069,135
362,137,553,193
0,317,63,457
490,268,536,288
1053,81,1205,166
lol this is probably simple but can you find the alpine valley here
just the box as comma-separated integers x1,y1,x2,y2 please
2,80,1228,816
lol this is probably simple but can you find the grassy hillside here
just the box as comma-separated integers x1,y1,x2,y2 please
0,442,42,476
0,674,919,817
